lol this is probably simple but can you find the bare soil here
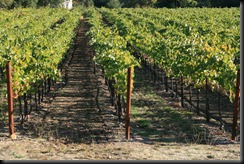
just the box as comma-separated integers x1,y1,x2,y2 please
0,19,241,161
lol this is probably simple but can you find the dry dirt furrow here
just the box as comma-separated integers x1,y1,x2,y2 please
39,19,125,144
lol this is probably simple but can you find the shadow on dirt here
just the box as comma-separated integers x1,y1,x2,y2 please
129,66,235,145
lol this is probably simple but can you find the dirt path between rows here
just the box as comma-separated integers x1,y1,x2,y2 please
23,18,125,144
0,19,241,161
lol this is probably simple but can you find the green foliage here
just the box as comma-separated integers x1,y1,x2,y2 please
0,0,14,9
0,7,81,96
99,7,239,102
156,0,198,8
140,0,158,7
0,0,65,9
0,0,240,9
10,0,39,8
69,0,93,7
85,8,139,95
106,0,122,8
121,0,158,7
79,0,94,7
125,0,240,8
177,0,198,7
37,0,64,7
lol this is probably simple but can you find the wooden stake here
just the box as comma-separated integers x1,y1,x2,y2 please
232,69,240,140
6,61,16,139
126,67,132,140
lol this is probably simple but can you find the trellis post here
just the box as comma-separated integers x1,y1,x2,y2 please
126,67,132,140
232,69,240,140
6,61,16,139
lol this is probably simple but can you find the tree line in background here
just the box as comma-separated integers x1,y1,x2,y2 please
0,0,64,9
0,0,240,9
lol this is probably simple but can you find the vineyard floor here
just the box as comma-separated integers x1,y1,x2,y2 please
0,19,241,161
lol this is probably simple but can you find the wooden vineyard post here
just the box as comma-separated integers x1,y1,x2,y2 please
6,61,16,139
232,69,240,140
126,67,133,140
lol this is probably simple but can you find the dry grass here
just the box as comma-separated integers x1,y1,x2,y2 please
0,138,240,160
